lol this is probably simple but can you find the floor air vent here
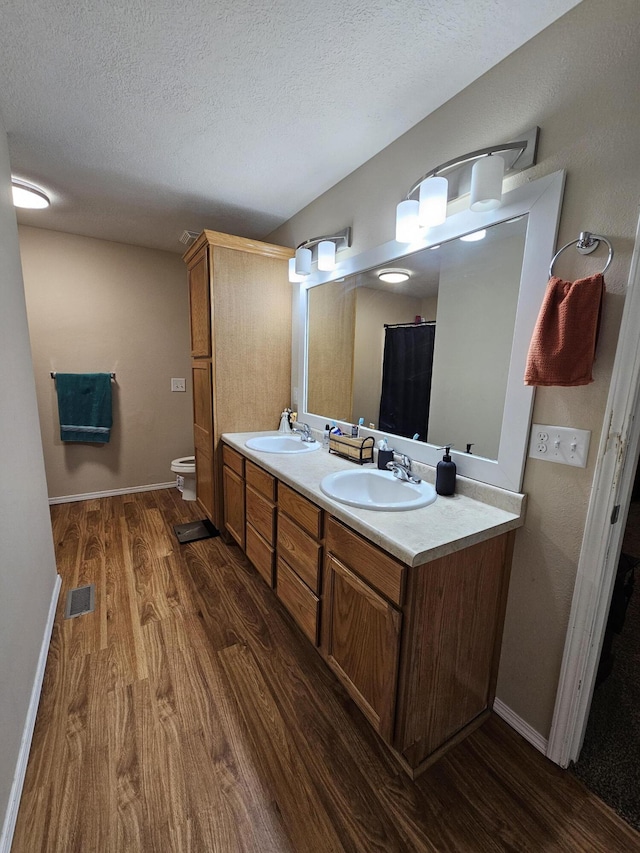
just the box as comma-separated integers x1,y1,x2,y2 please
64,584,96,619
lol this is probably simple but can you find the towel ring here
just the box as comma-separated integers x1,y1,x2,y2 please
549,231,613,278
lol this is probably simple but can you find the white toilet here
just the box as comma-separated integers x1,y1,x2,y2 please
171,456,196,501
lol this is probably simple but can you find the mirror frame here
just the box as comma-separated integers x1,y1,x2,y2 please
292,169,565,492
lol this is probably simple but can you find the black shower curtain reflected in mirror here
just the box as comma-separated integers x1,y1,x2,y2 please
378,323,436,442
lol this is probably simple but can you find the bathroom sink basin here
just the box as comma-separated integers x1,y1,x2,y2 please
320,469,437,511
245,435,321,454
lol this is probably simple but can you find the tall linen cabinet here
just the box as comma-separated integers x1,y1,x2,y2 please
183,230,293,530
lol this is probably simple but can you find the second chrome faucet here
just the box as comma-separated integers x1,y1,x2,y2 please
386,453,422,484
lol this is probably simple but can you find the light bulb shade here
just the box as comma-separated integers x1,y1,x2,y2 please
317,240,336,271
418,176,448,228
470,155,505,212
294,246,312,276
288,257,305,283
395,199,420,243
11,180,50,209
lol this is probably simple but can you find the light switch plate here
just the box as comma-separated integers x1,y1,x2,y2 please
528,423,591,468
171,378,186,392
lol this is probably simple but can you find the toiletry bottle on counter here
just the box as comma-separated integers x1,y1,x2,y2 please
377,437,394,470
350,417,364,438
323,424,331,448
436,446,456,496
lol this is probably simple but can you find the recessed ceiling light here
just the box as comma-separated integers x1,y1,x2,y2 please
378,269,410,284
11,178,50,209
460,229,487,242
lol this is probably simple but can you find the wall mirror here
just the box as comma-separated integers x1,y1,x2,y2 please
293,170,565,491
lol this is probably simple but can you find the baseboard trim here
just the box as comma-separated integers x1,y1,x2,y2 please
49,481,176,504
0,573,62,853
493,697,548,755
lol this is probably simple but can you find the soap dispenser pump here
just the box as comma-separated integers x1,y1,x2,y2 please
436,445,456,496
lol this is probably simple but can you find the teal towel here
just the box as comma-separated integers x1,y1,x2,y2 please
55,373,113,443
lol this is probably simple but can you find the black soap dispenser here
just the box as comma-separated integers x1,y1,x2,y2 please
436,446,456,496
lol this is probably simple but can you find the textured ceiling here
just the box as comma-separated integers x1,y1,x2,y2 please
0,0,580,253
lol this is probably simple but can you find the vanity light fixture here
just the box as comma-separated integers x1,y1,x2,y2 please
11,178,50,209
289,227,352,282
378,269,410,284
469,154,505,212
460,229,487,242
395,126,539,243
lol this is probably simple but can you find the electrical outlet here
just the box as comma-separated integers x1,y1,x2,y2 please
528,423,591,467
171,378,186,392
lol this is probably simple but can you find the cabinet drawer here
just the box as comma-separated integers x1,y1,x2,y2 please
279,483,323,539
246,524,275,588
277,558,319,645
222,445,244,476
326,516,406,607
245,485,276,545
245,460,276,501
277,512,322,594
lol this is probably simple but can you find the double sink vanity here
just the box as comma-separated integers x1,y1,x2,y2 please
184,169,566,777
221,430,525,778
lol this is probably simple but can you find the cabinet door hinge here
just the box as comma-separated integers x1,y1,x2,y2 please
611,504,621,524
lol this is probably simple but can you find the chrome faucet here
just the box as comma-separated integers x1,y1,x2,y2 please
387,453,422,484
292,422,315,443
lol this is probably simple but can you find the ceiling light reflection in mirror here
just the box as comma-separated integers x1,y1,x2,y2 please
305,215,528,461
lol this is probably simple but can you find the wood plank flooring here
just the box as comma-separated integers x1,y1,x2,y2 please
12,489,640,852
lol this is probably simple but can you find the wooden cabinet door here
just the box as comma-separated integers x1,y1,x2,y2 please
192,360,215,520
194,446,215,521
223,464,245,548
192,360,212,441
188,251,211,357
324,554,401,741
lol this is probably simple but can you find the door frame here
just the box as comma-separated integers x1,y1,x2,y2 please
548,212,640,767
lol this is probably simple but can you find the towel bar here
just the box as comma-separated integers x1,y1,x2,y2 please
549,231,613,278
51,371,116,379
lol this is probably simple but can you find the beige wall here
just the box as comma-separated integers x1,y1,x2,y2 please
428,231,525,458
0,118,58,839
269,0,640,737
352,288,432,429
19,227,193,499
307,279,355,421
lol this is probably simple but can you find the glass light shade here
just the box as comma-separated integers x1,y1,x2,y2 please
288,258,305,283
317,240,336,271
418,176,448,227
11,180,50,209
395,199,420,243
294,246,312,276
469,155,505,212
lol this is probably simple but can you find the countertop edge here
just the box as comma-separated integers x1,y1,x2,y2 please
222,432,526,567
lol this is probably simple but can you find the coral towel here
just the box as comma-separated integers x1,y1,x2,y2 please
524,273,605,387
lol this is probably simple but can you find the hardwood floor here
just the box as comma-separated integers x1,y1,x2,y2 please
12,489,640,852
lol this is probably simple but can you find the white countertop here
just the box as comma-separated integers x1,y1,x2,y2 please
222,431,526,568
